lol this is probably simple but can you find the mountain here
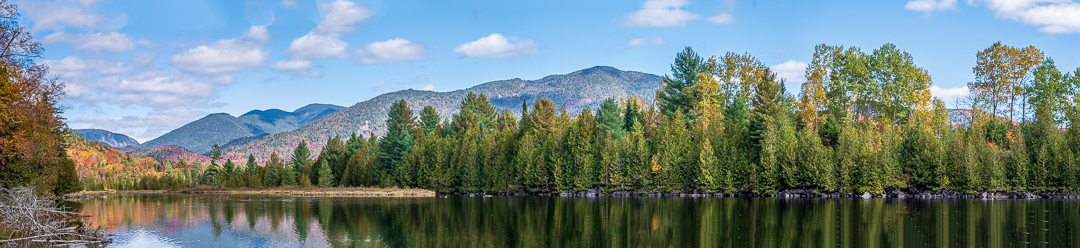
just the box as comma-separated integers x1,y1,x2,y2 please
220,66,663,162
73,129,140,149
140,103,345,153
946,109,1018,126
126,145,211,165
65,133,155,184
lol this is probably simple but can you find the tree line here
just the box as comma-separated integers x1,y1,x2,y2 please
0,0,81,197
127,42,1080,195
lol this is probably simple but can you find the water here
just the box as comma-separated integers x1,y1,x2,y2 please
71,195,1080,247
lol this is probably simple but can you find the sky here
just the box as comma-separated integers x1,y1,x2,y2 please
24,0,1080,142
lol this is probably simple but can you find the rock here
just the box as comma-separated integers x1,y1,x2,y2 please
861,192,872,199
584,188,601,198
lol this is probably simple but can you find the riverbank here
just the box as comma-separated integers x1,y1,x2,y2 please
65,187,436,199
442,188,1080,199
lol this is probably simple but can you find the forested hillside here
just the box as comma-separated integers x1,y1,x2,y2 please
139,103,344,153
103,42,1080,196
126,145,210,165
220,66,661,162
74,129,140,149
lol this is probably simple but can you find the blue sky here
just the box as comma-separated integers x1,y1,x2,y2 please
26,0,1080,142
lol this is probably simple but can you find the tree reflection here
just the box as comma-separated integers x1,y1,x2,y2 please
76,196,1080,247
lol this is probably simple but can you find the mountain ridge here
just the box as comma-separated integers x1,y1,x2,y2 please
73,129,140,149
220,66,663,162
139,103,345,153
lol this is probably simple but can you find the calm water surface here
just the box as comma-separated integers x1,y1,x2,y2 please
70,195,1080,247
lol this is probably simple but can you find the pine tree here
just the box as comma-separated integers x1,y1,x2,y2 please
379,99,416,183
698,137,720,192
657,47,706,121
597,98,625,139
420,106,441,135
317,160,333,187
531,98,557,134
319,135,346,186
54,157,82,195
266,152,282,187
292,140,311,185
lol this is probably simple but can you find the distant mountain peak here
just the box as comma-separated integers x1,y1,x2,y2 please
220,66,662,162
138,103,345,153
73,129,139,149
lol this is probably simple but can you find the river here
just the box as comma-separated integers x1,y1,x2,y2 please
69,195,1079,247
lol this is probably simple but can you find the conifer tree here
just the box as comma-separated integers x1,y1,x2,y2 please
317,160,333,187
291,140,311,185
597,98,625,139
379,99,416,184
657,47,706,121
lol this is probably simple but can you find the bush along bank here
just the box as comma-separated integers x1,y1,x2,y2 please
435,187,1080,200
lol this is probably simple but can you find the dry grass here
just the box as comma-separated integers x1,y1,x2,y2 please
68,187,435,198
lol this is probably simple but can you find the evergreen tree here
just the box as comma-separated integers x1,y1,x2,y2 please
597,98,625,139
698,137,720,192
623,97,643,132
452,92,498,135
266,152,283,187
292,140,311,186
530,98,557,134
657,47,706,121
568,109,597,191
54,157,82,196
721,98,751,192
750,69,785,162
902,124,946,189
420,106,441,135
379,99,416,184
281,164,295,187
317,160,333,187
319,135,346,186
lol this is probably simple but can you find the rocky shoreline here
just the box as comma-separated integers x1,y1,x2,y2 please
443,188,1080,199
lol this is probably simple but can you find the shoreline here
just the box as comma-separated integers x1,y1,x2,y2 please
63,187,1080,200
65,187,436,199
441,188,1080,200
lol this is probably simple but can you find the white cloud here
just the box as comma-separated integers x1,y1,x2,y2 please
315,0,372,34
294,71,324,79
71,70,223,110
627,36,665,48
622,0,703,27
706,13,734,24
982,0,1080,33
242,25,271,43
42,32,134,52
280,0,299,8
72,108,207,142
420,84,435,91
131,53,158,66
45,56,130,77
170,26,269,74
117,75,215,98
20,1,125,32
930,85,970,103
285,32,348,59
371,80,389,89
771,60,808,84
269,60,315,71
454,33,538,58
73,0,108,7
905,0,959,12
358,38,426,64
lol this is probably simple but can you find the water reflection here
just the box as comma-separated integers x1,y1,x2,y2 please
76,196,1080,247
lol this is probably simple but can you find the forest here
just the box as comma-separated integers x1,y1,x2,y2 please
108,42,1080,195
